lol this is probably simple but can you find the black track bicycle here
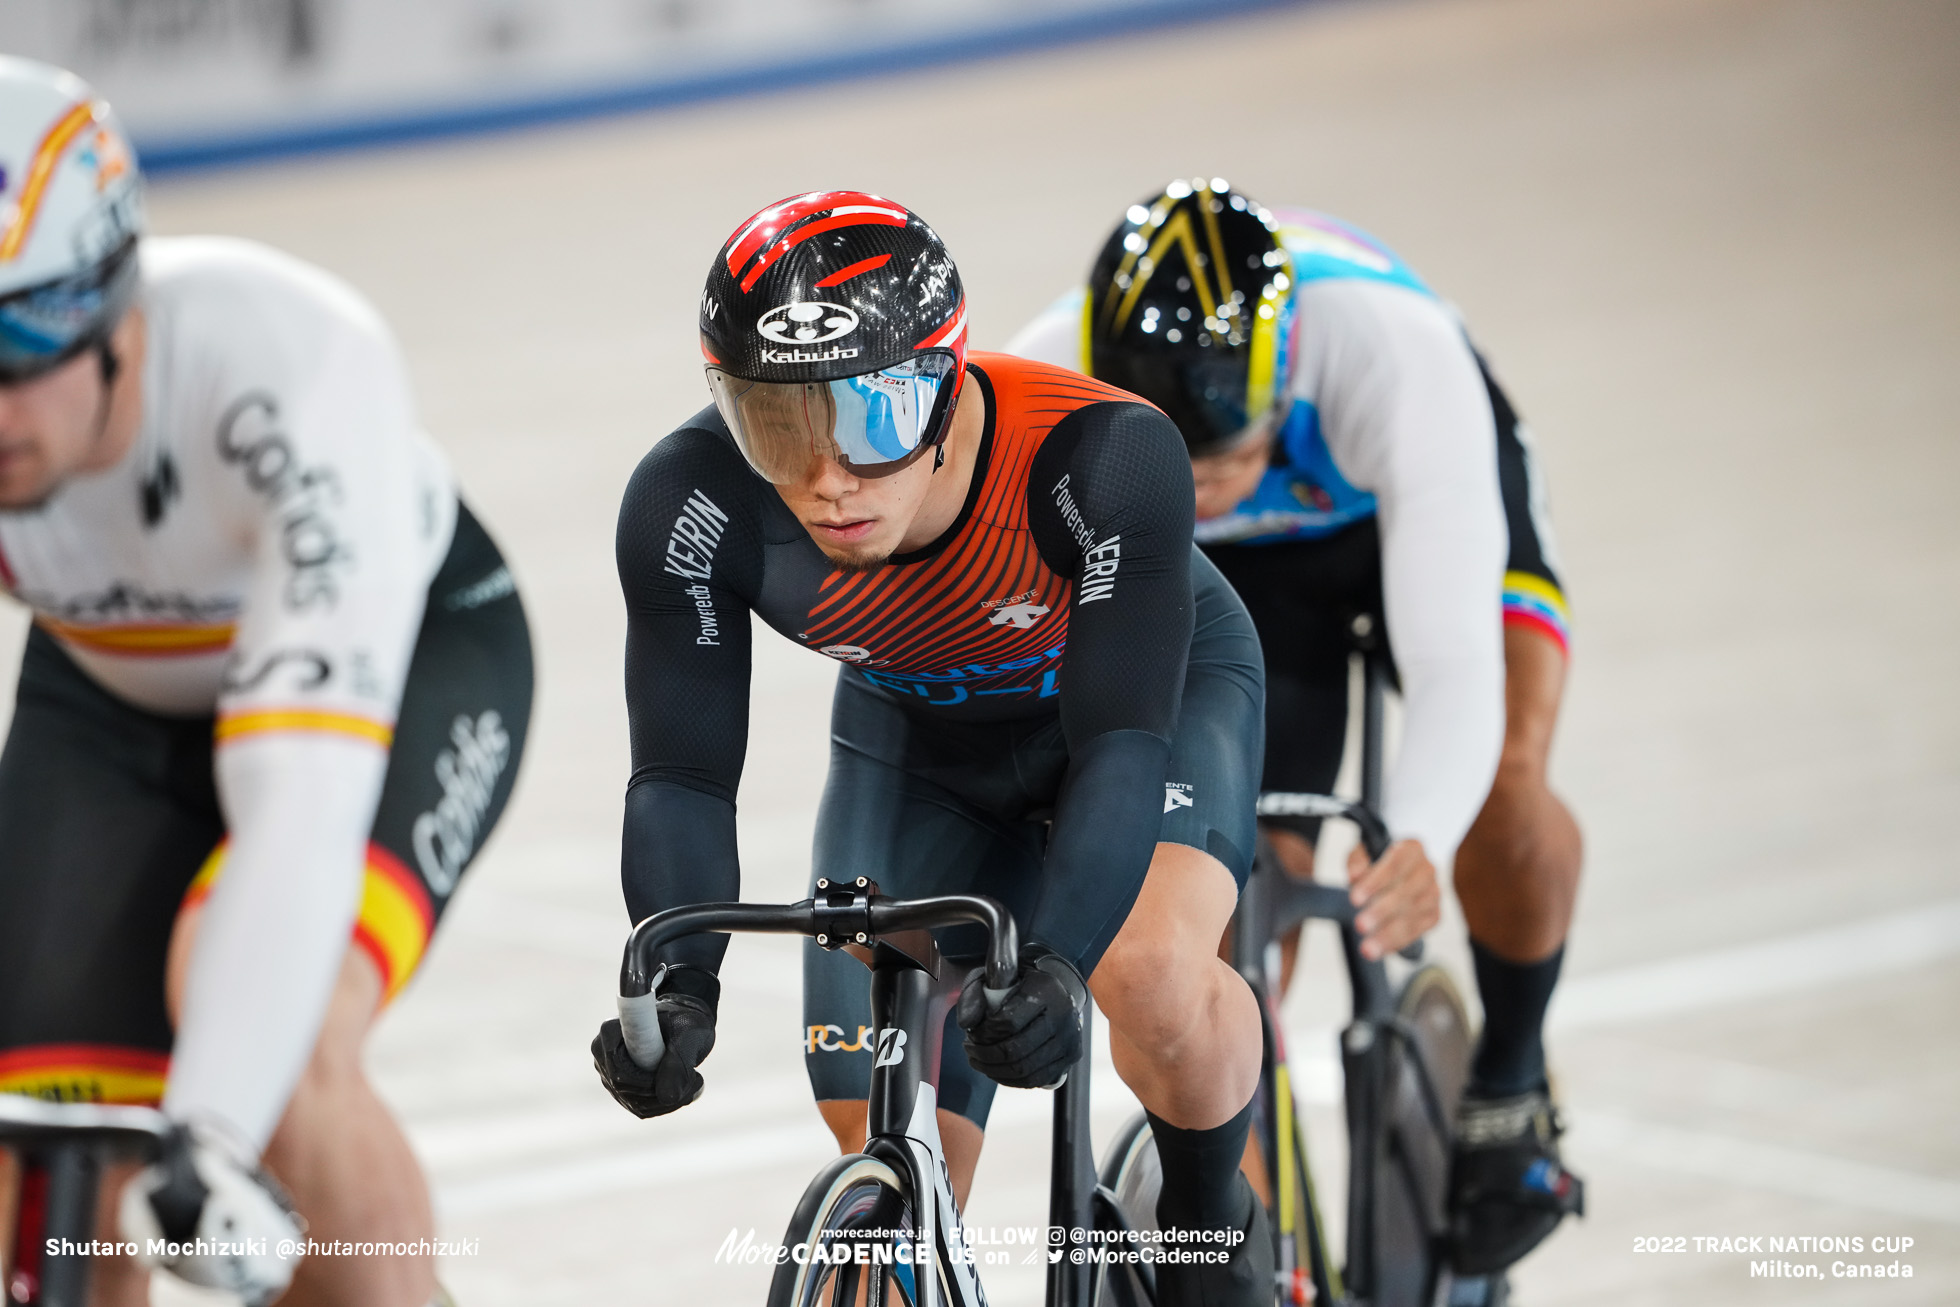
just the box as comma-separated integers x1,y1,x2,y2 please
617,881,1153,1307
1095,619,1506,1307
0,1096,170,1307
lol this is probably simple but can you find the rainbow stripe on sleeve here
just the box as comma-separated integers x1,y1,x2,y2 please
1503,570,1571,654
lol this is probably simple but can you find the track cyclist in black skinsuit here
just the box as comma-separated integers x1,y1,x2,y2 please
593,192,1438,1305
1010,179,1587,1279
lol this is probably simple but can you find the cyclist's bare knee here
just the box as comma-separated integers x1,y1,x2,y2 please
1096,844,1238,1022
1094,844,1258,1122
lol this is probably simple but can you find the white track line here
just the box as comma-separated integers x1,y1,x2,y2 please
1576,1110,1960,1225
1548,899,1960,1032
440,1119,830,1218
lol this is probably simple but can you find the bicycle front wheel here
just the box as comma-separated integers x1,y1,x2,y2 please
768,1153,921,1307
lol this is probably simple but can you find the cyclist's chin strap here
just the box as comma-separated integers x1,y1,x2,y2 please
933,444,945,473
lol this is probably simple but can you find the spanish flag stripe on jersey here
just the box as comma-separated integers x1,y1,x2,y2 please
38,617,238,656
0,1043,170,1105
180,841,434,1004
214,708,394,748
353,844,436,1001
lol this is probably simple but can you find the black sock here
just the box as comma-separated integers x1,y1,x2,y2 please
1148,1099,1254,1234
1469,938,1563,1096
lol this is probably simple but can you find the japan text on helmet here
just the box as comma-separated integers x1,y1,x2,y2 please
0,57,145,384
700,191,968,484
1084,178,1293,456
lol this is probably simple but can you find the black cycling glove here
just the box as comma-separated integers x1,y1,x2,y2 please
957,943,1085,1090
592,965,720,1118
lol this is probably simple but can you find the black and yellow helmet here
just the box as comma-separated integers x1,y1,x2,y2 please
1084,179,1292,456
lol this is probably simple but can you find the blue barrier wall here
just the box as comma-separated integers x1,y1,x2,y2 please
2,0,1319,172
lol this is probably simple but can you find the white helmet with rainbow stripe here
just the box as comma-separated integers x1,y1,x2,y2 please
0,56,144,382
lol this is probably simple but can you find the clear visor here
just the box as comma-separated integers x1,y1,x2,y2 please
707,353,959,485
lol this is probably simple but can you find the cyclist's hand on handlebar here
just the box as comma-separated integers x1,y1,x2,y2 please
119,1121,302,1307
593,966,719,1118
957,942,1085,1090
1347,838,1441,960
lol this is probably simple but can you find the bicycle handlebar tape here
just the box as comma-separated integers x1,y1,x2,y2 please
618,964,668,1068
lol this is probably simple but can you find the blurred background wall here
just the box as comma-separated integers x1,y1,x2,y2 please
1,0,1304,167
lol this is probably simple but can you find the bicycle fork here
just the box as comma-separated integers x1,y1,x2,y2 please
862,966,987,1307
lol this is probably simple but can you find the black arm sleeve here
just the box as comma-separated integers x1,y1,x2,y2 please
1024,401,1198,974
616,415,765,974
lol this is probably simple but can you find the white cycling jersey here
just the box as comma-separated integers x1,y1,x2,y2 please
0,236,456,1148
1005,212,1505,865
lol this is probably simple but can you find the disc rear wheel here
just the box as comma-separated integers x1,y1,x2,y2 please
1368,963,1472,1307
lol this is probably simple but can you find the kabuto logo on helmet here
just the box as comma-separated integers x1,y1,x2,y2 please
757,301,858,345
700,190,967,386
701,190,973,484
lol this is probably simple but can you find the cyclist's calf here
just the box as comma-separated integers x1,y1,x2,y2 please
1454,625,1582,963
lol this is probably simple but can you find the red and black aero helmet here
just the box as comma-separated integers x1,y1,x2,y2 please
701,191,969,484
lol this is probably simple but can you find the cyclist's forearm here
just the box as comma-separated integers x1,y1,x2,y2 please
1386,654,1503,863
1032,728,1173,976
165,736,383,1151
621,776,738,975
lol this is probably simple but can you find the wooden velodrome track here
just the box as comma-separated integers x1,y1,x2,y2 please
6,0,1955,1302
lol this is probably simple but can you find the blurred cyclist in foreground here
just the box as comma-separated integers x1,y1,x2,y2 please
1009,178,1585,1277
0,57,530,1307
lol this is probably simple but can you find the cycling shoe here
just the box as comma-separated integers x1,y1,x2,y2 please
1154,1172,1276,1306
1449,1087,1584,1275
